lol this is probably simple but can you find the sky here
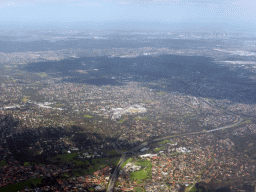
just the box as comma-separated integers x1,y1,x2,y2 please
0,0,256,32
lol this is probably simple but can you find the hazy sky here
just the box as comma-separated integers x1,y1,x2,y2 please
0,0,255,31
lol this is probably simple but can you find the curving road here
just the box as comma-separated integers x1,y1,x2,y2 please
106,85,246,192
107,115,245,191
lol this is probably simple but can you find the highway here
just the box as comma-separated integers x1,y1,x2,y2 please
107,115,245,191
106,84,246,192
107,154,127,192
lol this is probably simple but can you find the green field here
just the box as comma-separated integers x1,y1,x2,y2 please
50,152,78,163
84,115,93,118
135,187,144,192
72,157,120,176
158,139,175,145
121,157,132,169
0,160,7,167
118,118,127,123
186,184,196,192
37,72,47,77
103,149,118,156
0,177,43,192
91,157,120,170
133,160,152,179
130,170,147,180
20,96,29,103
54,103,64,107
136,160,150,167
134,116,150,121
73,159,90,166
50,152,120,177
23,162,31,166
155,91,167,96
154,146,165,152
61,173,70,178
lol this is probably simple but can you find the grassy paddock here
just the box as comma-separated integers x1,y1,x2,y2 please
135,160,152,179
72,157,121,176
84,115,93,118
135,187,144,192
134,116,150,121
130,170,147,180
49,152,78,163
0,177,43,192
121,157,132,169
0,159,7,167
154,146,165,152
185,184,196,192
118,118,127,123
158,139,175,145
155,91,167,96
